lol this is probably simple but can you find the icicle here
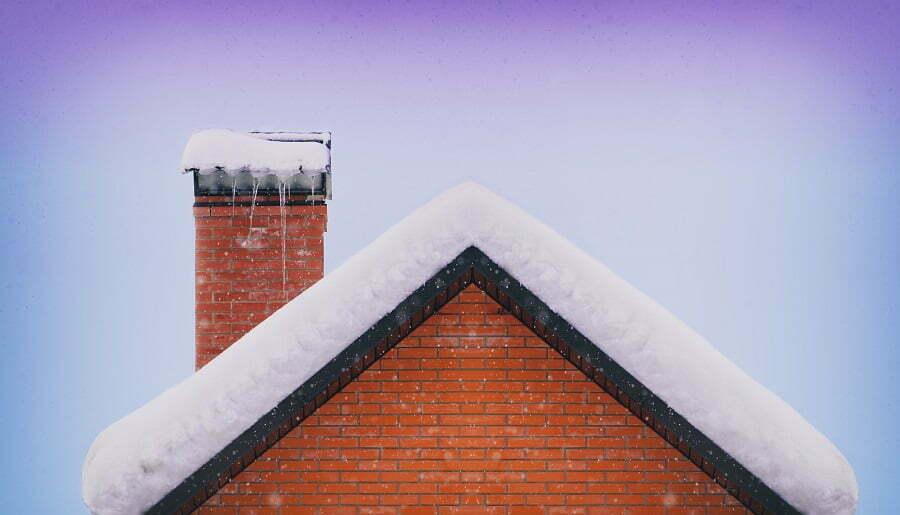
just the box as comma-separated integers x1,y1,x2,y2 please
279,180,288,300
230,177,237,218
287,182,292,296
247,177,260,238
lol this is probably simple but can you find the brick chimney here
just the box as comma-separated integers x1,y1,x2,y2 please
186,130,331,369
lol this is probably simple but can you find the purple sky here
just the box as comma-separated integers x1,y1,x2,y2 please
1,1,898,513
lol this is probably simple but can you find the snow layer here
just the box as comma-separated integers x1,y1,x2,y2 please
82,183,857,515
182,129,330,177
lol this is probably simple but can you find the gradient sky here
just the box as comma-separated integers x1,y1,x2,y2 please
1,1,898,512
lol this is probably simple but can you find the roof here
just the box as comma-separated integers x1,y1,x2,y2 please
82,182,858,515
182,129,331,177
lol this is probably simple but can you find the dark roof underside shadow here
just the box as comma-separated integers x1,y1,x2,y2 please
150,246,797,515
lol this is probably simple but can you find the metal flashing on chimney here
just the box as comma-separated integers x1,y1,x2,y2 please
192,171,331,199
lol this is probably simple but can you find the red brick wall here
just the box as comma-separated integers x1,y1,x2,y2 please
199,285,747,514
194,194,326,369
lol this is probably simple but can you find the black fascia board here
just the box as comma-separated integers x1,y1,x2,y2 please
467,249,796,514
149,246,796,514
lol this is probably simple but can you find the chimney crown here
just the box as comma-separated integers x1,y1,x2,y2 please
184,129,332,199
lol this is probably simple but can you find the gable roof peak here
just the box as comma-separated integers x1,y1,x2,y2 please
83,182,857,515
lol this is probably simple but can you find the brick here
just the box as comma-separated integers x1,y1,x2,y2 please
397,482,436,494
435,413,505,425
437,325,508,336
399,508,435,515
507,415,547,425
439,508,504,515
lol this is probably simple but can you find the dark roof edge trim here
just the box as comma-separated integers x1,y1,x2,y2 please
468,250,796,514
149,246,796,514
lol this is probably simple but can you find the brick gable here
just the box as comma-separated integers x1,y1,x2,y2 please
199,285,746,514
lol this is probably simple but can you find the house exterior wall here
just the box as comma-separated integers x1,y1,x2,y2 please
198,285,747,514
193,195,326,369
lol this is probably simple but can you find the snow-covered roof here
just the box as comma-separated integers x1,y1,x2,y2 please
82,183,857,515
182,129,331,177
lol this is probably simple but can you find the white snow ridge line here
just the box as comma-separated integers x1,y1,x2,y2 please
82,182,858,515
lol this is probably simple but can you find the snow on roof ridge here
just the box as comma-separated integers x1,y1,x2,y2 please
82,182,858,515
181,128,331,177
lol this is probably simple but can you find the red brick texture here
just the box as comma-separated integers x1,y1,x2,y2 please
198,285,747,514
194,195,326,369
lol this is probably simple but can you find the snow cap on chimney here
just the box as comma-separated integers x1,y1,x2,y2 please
184,129,332,198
